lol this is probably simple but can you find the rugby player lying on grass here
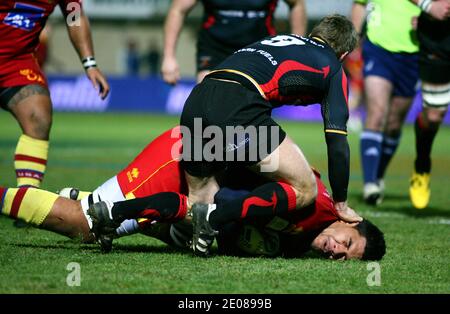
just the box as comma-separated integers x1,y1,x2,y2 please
0,127,385,260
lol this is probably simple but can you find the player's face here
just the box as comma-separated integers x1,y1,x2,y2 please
311,221,366,260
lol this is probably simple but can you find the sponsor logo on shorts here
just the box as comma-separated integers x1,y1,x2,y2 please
364,60,374,72
225,135,249,152
171,119,281,172
19,69,45,84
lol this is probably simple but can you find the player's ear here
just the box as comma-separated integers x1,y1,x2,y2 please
339,51,349,62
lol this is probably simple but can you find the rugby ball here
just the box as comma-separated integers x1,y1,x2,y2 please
237,225,280,257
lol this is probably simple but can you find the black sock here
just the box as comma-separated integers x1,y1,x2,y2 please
414,114,439,173
208,182,297,230
111,192,187,223
214,187,250,204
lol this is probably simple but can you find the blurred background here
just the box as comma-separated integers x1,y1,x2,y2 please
41,0,449,122
43,0,358,117
46,0,353,75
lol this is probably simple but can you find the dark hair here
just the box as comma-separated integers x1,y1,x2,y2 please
355,219,386,261
309,14,358,58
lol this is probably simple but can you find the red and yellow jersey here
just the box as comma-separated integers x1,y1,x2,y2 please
0,54,47,87
286,172,338,234
0,0,81,60
116,127,188,200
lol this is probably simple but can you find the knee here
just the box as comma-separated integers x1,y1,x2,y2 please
29,111,52,139
424,110,445,127
385,113,409,134
385,115,404,134
364,111,384,131
188,179,219,204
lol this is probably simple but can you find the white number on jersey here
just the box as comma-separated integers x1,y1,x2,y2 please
261,35,306,47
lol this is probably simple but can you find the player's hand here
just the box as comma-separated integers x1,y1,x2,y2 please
428,0,450,21
161,56,180,85
334,201,363,223
86,67,110,100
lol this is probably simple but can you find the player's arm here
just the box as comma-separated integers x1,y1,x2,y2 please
162,0,198,85
409,0,450,20
284,0,307,36
322,68,362,222
351,0,367,37
61,1,110,99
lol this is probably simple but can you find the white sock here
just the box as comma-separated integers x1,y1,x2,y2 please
80,195,114,229
206,204,217,222
116,219,140,236
80,195,93,229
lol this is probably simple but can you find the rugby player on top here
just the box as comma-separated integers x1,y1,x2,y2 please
172,14,362,255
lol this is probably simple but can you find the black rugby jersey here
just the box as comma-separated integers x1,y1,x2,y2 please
208,34,351,201
417,13,450,62
200,0,278,48
209,34,350,134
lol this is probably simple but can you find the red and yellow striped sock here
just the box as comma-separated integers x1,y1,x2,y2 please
14,134,49,187
0,187,58,226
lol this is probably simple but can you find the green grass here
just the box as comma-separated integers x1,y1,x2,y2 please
0,112,449,293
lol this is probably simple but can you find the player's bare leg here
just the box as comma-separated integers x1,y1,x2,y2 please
184,172,219,205
184,173,220,255
4,85,53,228
375,95,413,196
360,76,392,205
0,187,93,242
5,84,52,188
41,197,93,242
8,85,52,140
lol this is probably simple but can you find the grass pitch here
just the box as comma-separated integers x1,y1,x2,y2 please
0,112,449,293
